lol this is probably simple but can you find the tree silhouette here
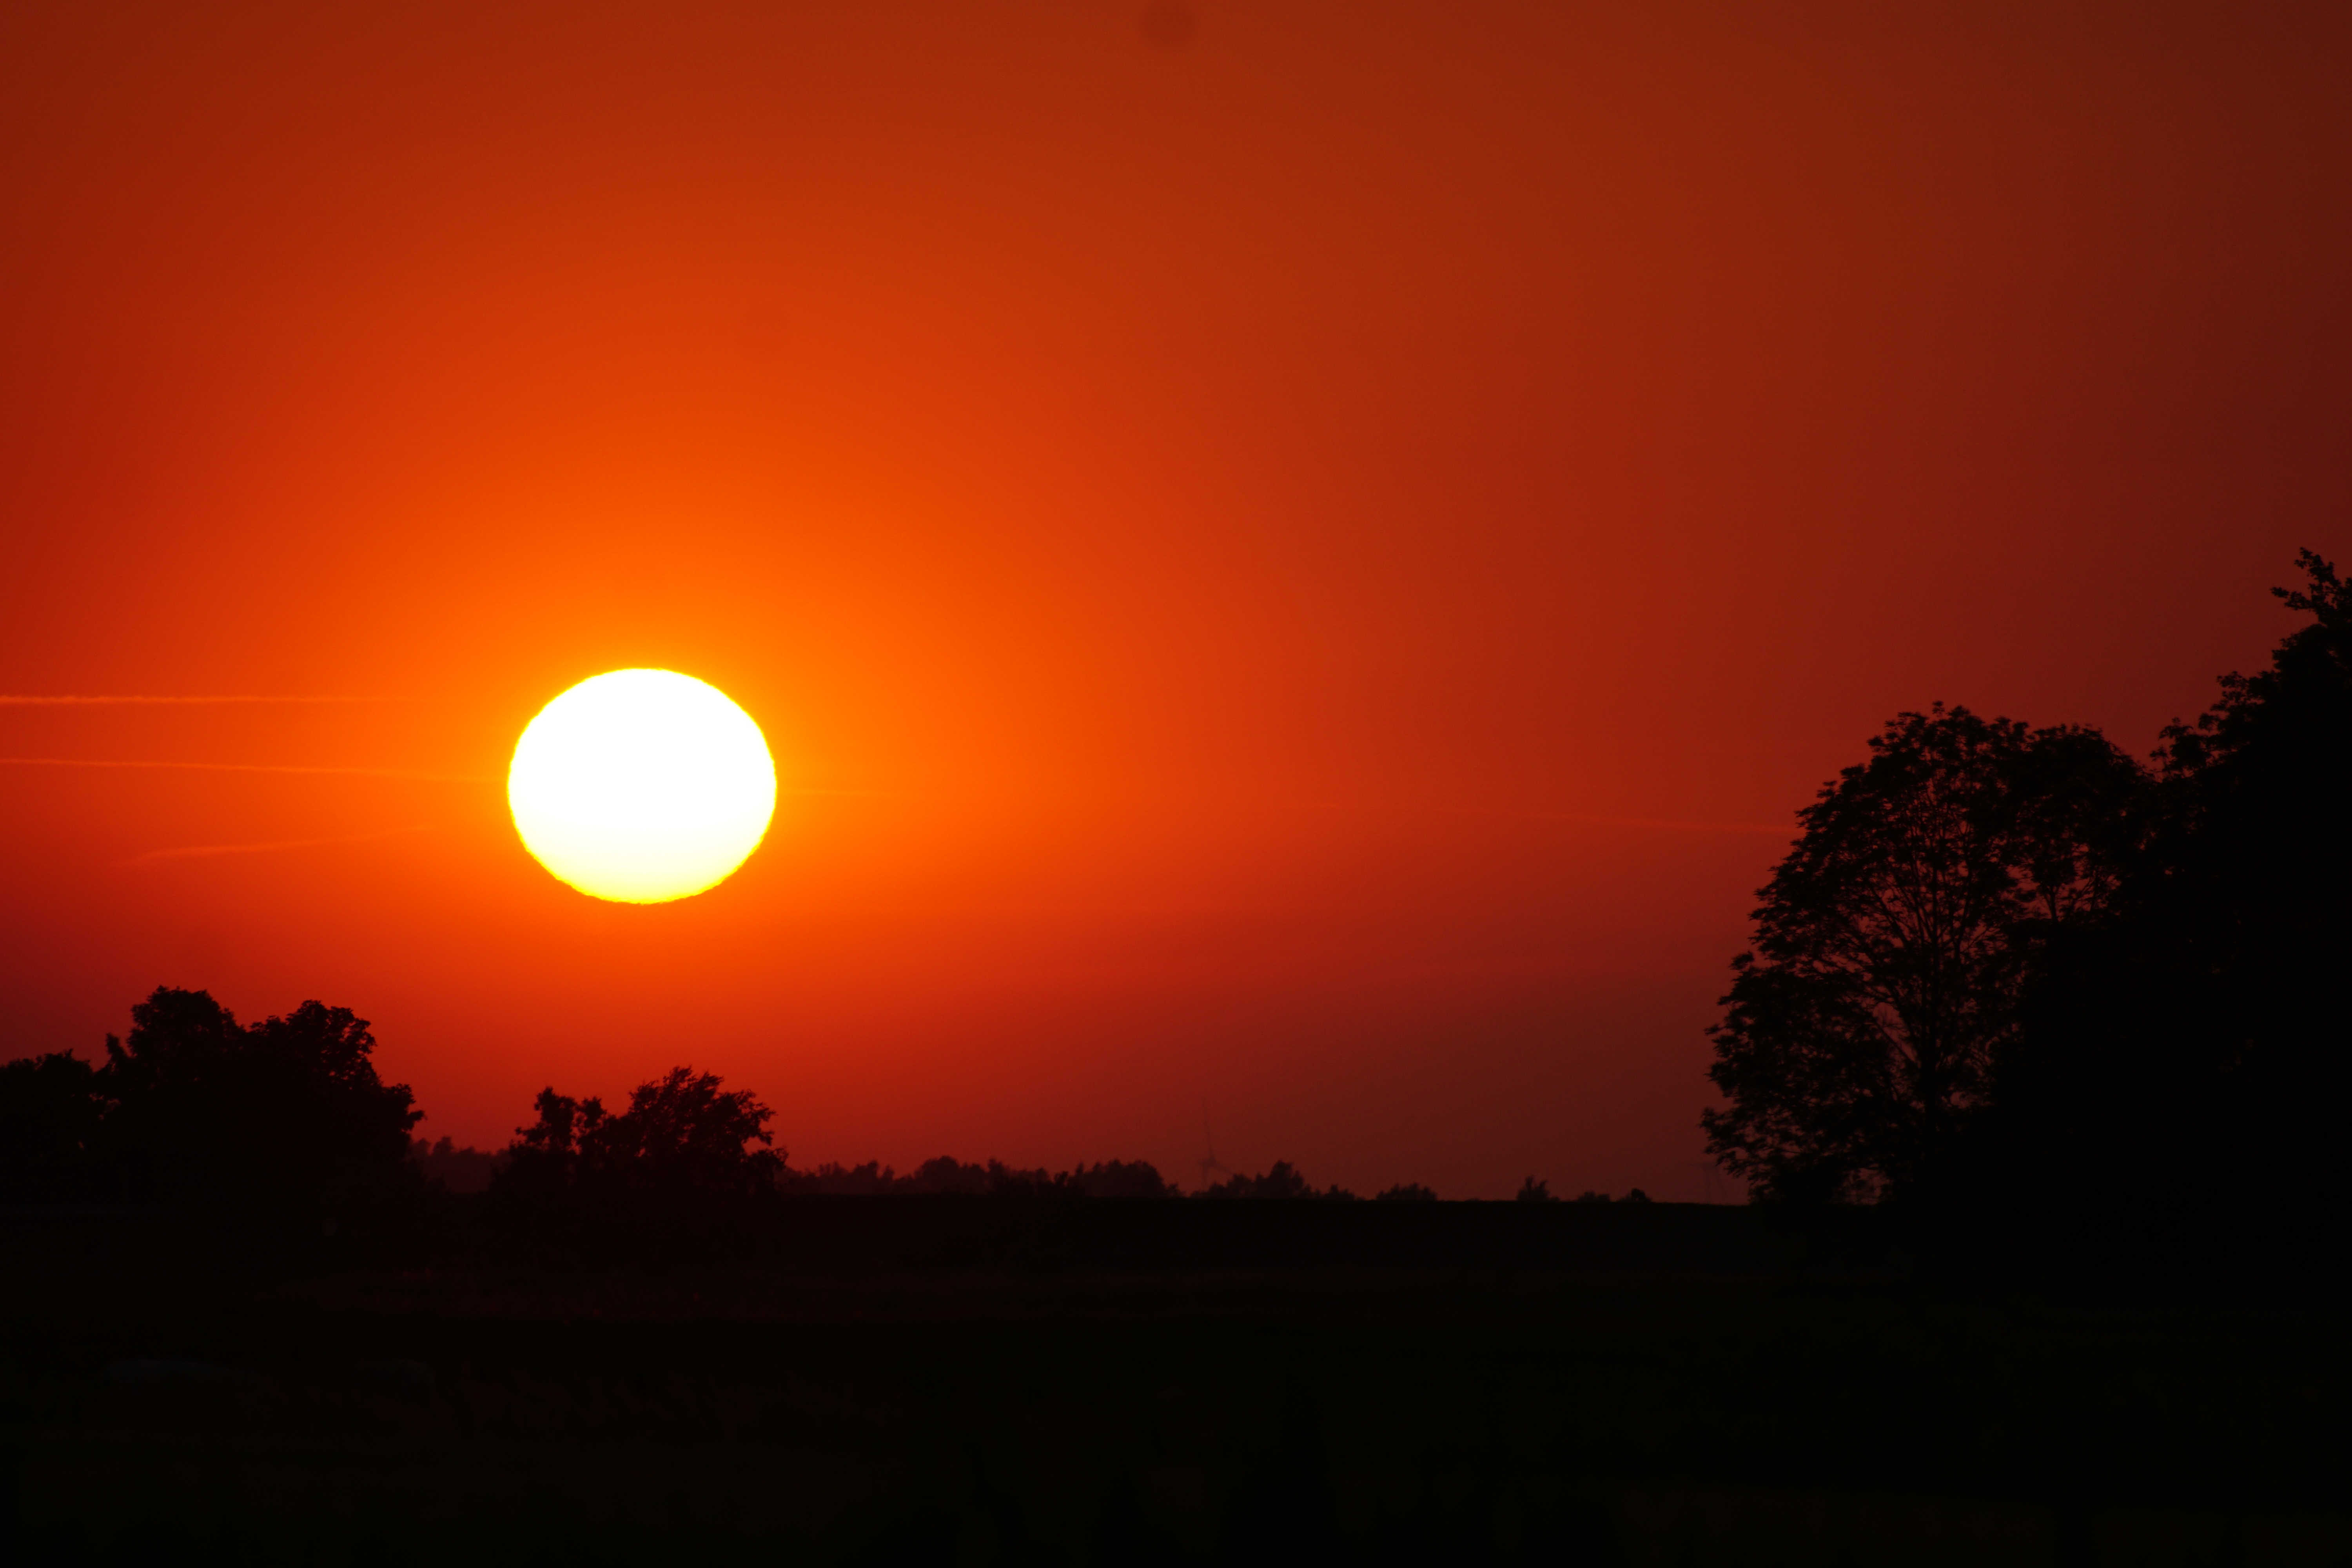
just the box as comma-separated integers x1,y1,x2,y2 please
410,1135,499,1194
97,987,420,1212
0,1051,105,1201
1058,1159,1174,1198
775,1158,901,1194
1703,706,2145,1204
904,1155,998,1194
606,1065,783,1196
495,1065,780,1205
769,1156,1176,1196
1997,552,2352,1227
1197,1160,1357,1200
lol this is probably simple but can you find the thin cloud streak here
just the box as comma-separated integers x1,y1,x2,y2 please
1509,810,1794,837
1295,798,1793,836
123,824,434,866
3,760,892,793
0,757,490,783
0,760,1786,833
0,694,408,705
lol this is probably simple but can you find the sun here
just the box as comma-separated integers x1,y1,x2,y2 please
508,670,777,904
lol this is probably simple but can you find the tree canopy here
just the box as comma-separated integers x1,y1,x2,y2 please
496,1065,782,1206
1196,1160,1357,1200
1992,551,2352,1223
1706,549,2351,1251
99,988,421,1211
1702,705,2146,1203
0,1051,105,1202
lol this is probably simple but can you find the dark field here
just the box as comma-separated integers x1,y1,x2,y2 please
4,1201,2345,1566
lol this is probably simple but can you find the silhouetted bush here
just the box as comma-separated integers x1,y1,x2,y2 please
772,1156,1176,1197
774,1158,897,1194
1061,1159,1177,1198
1515,1177,1557,1203
1197,1161,1357,1200
1375,1182,1439,1201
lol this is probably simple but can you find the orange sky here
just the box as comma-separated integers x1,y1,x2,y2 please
3,1,2346,1198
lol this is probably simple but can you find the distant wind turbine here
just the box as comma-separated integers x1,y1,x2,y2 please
1198,1100,1233,1192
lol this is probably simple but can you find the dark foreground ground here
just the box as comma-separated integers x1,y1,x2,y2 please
3,1200,2345,1566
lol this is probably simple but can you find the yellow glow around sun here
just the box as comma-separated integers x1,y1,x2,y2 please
508,670,777,904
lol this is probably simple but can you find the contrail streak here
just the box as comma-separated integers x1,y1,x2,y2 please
0,758,1785,833
1,756,905,795
1507,810,1793,836
0,757,490,783
0,695,408,705
123,825,433,866
1296,798,1792,835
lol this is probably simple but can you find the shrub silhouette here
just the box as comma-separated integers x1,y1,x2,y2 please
773,1156,1176,1196
904,1155,1000,1194
1059,1159,1175,1198
774,1158,900,1194
1198,1160,1357,1200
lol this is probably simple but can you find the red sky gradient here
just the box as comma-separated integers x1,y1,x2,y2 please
3,2,2347,1198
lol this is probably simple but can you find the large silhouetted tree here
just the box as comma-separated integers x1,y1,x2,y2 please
1703,706,2146,1203
95,987,421,1213
1995,551,2352,1229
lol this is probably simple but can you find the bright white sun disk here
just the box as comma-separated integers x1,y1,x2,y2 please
508,670,776,903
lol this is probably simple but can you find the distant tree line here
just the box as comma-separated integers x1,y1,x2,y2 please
14,1003,1639,1214
1509,1177,1651,1204
410,1136,497,1194
776,1156,1176,1198
1704,551,2350,1254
